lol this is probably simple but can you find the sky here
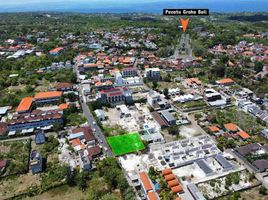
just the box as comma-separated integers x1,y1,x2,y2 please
0,0,267,13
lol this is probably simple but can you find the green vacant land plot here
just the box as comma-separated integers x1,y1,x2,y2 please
107,133,145,156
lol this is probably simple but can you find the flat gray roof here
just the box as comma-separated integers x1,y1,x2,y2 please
161,110,175,122
196,159,213,175
188,183,206,200
214,154,233,169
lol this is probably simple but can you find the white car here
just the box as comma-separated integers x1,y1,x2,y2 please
93,128,96,132
93,121,96,125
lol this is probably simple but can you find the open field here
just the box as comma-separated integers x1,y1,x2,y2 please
0,173,41,199
206,107,265,135
107,132,145,156
24,185,88,200
0,139,31,176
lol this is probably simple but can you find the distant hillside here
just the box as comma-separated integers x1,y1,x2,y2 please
229,14,268,21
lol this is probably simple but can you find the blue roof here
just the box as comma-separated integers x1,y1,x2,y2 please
68,132,84,140
35,132,45,144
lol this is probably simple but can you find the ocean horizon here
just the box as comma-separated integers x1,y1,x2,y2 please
0,0,267,13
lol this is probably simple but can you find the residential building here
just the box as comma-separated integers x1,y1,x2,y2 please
235,143,268,172
151,111,169,128
252,159,268,172
216,78,235,86
260,129,268,139
185,78,201,88
147,90,170,110
94,109,106,121
16,97,34,113
147,90,161,107
160,110,176,125
122,67,138,77
0,106,9,116
139,171,160,200
49,47,64,56
82,83,91,96
161,168,183,194
195,159,215,176
70,126,96,146
87,146,102,161
204,89,221,102
55,82,73,91
145,68,161,80
97,87,133,106
30,150,43,174
34,91,63,103
35,131,46,145
8,109,63,131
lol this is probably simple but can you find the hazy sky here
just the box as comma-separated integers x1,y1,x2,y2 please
0,0,267,12
0,0,252,6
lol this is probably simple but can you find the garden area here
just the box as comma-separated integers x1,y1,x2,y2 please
198,170,259,199
0,139,31,177
206,107,265,135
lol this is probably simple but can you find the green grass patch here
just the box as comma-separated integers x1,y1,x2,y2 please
107,132,145,156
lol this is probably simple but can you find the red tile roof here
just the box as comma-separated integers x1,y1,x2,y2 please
217,78,235,85
16,97,33,112
58,103,69,110
224,123,238,132
186,78,201,85
139,172,153,192
164,174,176,181
161,168,172,176
87,146,102,160
238,130,250,139
72,126,95,142
171,185,183,193
208,125,220,132
151,112,168,127
147,191,158,200
34,91,62,100
49,47,63,53
168,179,180,188
55,82,73,90
71,138,81,147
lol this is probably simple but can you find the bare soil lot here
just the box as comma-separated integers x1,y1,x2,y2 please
0,173,41,200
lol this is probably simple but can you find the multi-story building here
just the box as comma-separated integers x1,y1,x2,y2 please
96,87,133,105
8,109,63,131
16,97,34,114
145,68,161,80
34,91,63,104
122,67,138,77
204,89,222,102
147,90,161,107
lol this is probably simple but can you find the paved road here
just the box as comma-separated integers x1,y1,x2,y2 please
0,131,58,143
81,102,113,157
74,64,114,157
0,136,31,142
